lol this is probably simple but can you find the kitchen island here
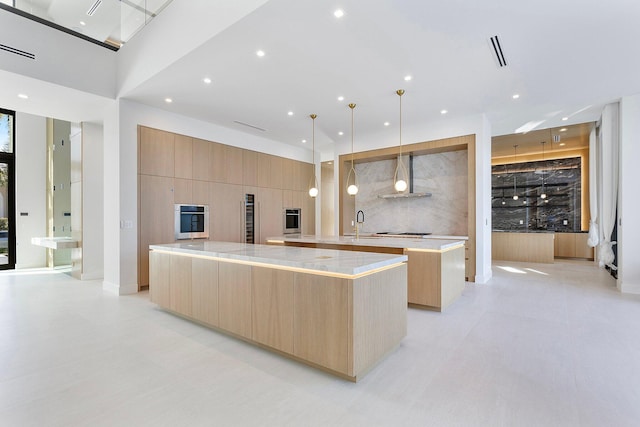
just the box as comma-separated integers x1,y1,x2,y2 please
267,235,466,311
149,241,407,381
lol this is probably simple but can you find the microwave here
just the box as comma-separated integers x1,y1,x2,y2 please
283,208,301,234
175,204,209,240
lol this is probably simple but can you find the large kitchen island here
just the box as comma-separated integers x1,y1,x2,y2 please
149,241,407,381
267,235,466,311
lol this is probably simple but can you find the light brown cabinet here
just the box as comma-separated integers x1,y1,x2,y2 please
218,262,252,339
255,187,282,243
191,257,219,326
149,247,407,381
138,125,316,288
554,232,594,259
140,126,174,177
149,251,171,307
139,175,174,287
174,134,193,179
192,138,210,181
210,143,243,184
251,267,294,353
170,254,192,316
210,182,244,243
243,150,258,186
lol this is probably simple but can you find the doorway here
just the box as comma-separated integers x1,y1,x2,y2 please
0,108,16,270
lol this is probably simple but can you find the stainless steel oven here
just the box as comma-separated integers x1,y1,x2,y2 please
175,204,209,240
283,208,301,234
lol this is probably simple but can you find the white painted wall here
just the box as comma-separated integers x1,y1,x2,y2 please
0,7,116,98
475,114,493,284
82,122,104,280
103,101,121,293
15,112,46,268
618,93,640,294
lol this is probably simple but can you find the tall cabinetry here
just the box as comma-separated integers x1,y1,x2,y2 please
138,126,315,289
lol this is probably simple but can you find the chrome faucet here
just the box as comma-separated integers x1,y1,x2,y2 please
356,210,364,239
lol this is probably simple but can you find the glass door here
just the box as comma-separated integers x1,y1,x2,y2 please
0,108,15,270
0,161,15,269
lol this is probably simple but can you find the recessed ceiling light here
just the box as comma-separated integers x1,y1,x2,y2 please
384,122,390,126
562,117,568,121
256,50,265,57
203,77,212,84
440,109,448,114
334,9,344,18
512,94,520,99
338,131,344,136
328,162,333,165
165,98,173,103
302,139,307,143
404,75,412,81
559,143,566,146
287,111,294,116
80,21,86,26
18,93,28,99
559,128,567,132
337,96,344,101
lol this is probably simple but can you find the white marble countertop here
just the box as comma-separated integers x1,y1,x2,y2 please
267,235,466,251
149,241,407,276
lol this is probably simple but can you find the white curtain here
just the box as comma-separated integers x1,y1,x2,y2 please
598,103,619,268
587,124,599,247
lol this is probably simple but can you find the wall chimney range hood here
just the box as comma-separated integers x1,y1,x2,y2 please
378,155,432,199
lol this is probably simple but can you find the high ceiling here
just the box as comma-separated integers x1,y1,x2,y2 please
8,0,173,46
4,0,640,154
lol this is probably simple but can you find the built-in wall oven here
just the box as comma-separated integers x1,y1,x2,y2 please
283,208,301,234
175,204,209,240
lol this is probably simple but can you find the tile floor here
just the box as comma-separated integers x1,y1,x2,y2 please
1,260,639,426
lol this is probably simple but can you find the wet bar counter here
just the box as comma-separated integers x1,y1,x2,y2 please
149,241,407,381
492,231,555,263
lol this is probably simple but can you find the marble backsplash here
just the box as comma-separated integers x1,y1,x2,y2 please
353,151,468,235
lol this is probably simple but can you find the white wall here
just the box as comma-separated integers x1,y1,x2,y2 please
15,112,46,268
618,93,640,294
475,114,493,284
82,122,104,280
0,7,116,98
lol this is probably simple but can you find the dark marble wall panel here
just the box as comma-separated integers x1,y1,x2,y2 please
492,157,581,231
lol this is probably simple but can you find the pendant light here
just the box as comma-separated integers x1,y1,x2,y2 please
346,103,358,196
393,89,409,192
501,165,507,204
512,144,519,200
308,114,319,198
540,141,547,200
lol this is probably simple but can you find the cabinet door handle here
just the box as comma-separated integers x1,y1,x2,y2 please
257,201,262,244
240,200,244,243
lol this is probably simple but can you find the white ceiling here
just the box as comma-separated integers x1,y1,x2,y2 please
5,0,640,152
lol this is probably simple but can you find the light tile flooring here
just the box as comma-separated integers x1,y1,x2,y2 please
1,261,639,426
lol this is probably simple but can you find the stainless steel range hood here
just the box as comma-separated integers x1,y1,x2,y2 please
378,155,432,199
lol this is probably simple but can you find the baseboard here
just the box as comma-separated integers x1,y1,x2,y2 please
81,271,104,281
102,280,139,295
618,281,640,295
475,269,493,284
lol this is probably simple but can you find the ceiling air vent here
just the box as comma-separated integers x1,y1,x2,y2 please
0,43,35,60
553,135,561,143
489,35,507,67
87,0,102,16
233,120,267,132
